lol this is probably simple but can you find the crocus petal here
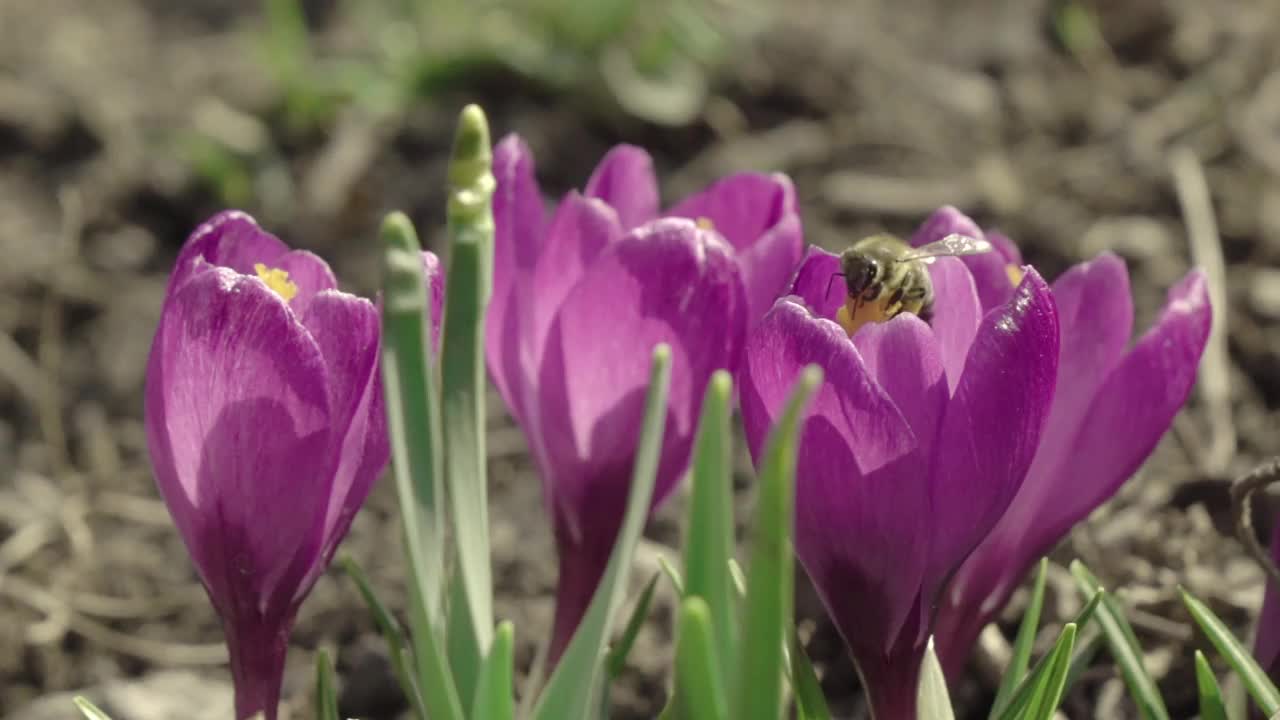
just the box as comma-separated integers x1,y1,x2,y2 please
924,257,982,391
1000,270,1208,557
1257,523,1280,678
987,230,1022,265
538,218,746,524
487,134,546,426
911,206,1014,311
740,298,927,656
583,144,659,230
667,173,804,324
272,249,338,317
788,246,846,320
854,314,948,467
170,211,290,293
299,291,384,580
145,266,333,621
529,192,624,367
924,269,1058,596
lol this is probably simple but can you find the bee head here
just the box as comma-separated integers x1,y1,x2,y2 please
839,251,880,297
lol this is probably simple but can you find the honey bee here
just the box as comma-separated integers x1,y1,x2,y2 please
830,233,993,336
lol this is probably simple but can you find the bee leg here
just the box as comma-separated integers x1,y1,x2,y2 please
883,288,906,318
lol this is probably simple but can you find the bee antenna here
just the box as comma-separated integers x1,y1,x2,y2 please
826,272,844,299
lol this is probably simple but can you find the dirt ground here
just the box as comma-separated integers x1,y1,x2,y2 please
3,1,1280,718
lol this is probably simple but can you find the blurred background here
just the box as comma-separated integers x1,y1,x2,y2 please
1,0,1279,717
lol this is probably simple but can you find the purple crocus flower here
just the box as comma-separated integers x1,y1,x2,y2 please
917,207,1213,679
144,211,442,720
485,135,787,665
741,239,1060,719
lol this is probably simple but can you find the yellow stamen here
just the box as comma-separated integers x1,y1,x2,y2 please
836,296,894,337
254,263,298,301
695,216,716,231
1006,264,1025,288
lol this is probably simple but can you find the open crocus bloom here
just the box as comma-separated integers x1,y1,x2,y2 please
742,236,1060,719
919,207,1213,679
144,211,442,720
484,136,766,665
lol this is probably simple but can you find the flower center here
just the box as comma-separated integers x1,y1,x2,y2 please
835,295,894,337
695,216,716,231
254,263,298,301
1006,264,1025,287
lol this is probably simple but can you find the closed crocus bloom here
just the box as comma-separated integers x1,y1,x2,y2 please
742,244,1060,720
917,208,1213,680
485,136,753,666
1255,526,1280,682
144,211,443,720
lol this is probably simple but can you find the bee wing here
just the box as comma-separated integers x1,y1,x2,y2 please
904,233,994,263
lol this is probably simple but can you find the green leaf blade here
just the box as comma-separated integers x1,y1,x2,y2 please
315,649,340,720
789,628,833,720
732,365,822,720
73,698,113,720
918,637,957,720
472,621,516,720
672,596,729,720
607,571,662,678
1181,587,1280,715
991,558,1049,720
532,345,672,720
380,211,464,720
682,370,737,687
1070,561,1170,720
441,103,497,711
1195,650,1229,720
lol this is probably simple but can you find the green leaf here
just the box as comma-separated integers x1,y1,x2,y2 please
995,623,1077,720
315,649,340,720
728,557,747,599
380,211,464,720
671,596,729,720
1070,561,1170,720
607,571,662,678
1181,587,1280,715
681,370,737,686
341,555,426,718
658,553,687,597
731,366,822,720
1195,650,1229,720
532,345,672,720
1060,625,1104,699
441,103,497,712
472,621,516,720
991,558,1050,720
72,697,113,720
918,637,957,720
789,628,833,720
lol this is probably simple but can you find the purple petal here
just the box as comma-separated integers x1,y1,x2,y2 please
788,246,845,321
925,257,982,391
854,314,948,466
145,266,333,622
987,230,1022,265
740,299,927,655
666,173,804,324
529,192,624,368
272,249,338,317
924,269,1059,597
583,145,659,230
1257,522,1280,678
486,134,546,426
170,211,290,293
537,218,746,526
936,269,1208,679
911,206,1014,311
989,269,1209,569
299,291,386,581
